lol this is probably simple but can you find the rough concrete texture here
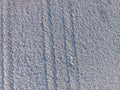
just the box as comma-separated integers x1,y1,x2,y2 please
0,0,120,90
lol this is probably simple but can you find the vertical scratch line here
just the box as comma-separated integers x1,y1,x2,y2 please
46,0,57,90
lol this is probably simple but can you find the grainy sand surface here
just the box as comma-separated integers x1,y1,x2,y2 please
0,0,120,90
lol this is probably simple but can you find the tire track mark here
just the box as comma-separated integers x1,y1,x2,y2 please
45,0,57,90
39,0,49,90
61,0,76,89
67,0,81,90
61,0,71,90
40,0,55,89
61,0,74,89
2,0,14,90
50,0,70,89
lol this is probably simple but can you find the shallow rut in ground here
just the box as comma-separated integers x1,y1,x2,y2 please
0,0,120,90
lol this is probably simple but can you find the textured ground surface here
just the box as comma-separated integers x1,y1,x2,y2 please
0,0,120,90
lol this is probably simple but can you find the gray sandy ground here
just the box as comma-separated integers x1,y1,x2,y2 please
0,0,120,90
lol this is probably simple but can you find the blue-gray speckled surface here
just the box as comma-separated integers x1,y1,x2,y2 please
0,0,120,90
